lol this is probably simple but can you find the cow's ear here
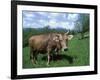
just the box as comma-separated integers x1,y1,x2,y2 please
65,31,69,35
68,35,73,40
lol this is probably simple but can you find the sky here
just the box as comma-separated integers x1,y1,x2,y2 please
23,11,79,30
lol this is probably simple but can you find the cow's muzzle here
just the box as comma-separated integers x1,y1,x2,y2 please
64,48,68,51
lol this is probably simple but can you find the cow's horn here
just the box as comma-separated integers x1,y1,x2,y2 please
65,31,69,34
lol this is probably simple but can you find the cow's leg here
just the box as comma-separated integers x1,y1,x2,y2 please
56,49,60,55
30,47,37,64
30,48,35,64
47,49,51,66
34,51,38,64
47,53,50,66
55,48,58,55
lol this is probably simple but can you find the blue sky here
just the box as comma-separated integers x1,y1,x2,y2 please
23,11,79,30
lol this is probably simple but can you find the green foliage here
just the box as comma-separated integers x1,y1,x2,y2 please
80,14,89,31
75,14,90,39
23,33,89,68
77,14,90,32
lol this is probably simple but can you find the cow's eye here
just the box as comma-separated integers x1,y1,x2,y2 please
60,39,63,41
66,39,68,41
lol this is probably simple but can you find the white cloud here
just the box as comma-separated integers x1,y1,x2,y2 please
37,12,47,15
31,23,42,28
60,22,68,29
59,22,75,30
48,19,58,28
48,13,60,19
39,19,48,26
24,17,33,22
23,11,79,30
50,13,60,17
62,14,67,19
67,22,75,30
39,19,47,23
67,14,78,21
23,12,35,18
24,23,31,28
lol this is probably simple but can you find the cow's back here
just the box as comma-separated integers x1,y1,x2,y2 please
29,34,50,50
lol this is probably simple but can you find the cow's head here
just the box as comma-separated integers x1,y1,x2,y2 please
57,31,73,51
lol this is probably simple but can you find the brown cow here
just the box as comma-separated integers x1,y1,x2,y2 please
29,32,73,65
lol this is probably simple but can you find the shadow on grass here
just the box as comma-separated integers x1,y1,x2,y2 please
42,54,74,64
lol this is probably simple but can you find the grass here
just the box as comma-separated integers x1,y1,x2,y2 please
23,34,89,68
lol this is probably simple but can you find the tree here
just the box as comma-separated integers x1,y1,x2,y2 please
75,14,89,39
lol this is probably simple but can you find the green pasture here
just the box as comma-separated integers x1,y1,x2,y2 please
22,34,89,68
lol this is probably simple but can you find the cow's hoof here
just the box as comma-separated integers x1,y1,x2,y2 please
35,61,38,64
47,63,50,66
31,60,35,64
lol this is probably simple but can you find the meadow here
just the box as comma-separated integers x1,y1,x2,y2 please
22,30,89,68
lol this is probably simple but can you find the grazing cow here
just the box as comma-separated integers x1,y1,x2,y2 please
29,32,73,65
